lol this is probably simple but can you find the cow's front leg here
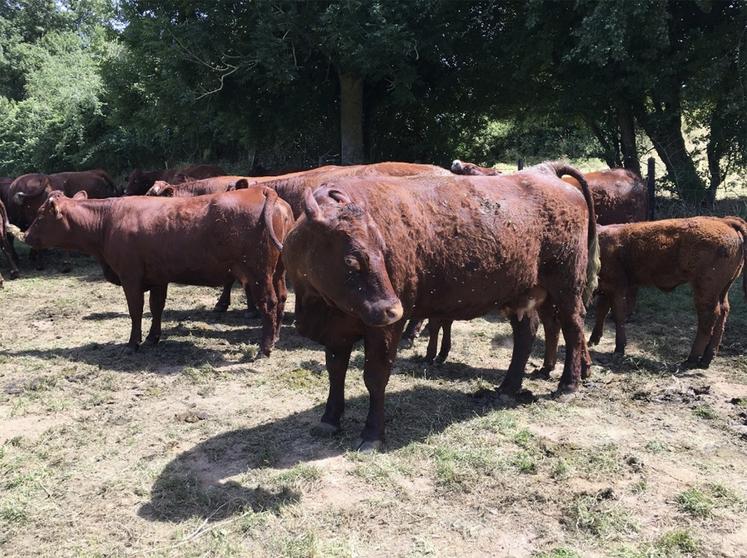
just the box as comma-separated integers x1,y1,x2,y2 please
316,344,353,435
359,323,404,451
122,283,144,352
497,312,539,394
538,302,560,376
436,320,453,364
400,318,424,348
145,284,168,345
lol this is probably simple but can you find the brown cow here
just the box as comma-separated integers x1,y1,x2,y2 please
578,217,746,368
212,162,453,313
23,188,293,356
450,159,501,175
282,163,598,450
125,164,226,196
0,199,20,286
146,176,250,197
415,164,650,363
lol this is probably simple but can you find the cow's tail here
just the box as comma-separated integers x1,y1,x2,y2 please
262,188,284,251
548,162,600,305
723,216,747,300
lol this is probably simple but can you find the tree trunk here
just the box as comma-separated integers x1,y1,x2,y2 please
617,102,640,175
635,97,706,204
339,72,365,164
586,116,621,169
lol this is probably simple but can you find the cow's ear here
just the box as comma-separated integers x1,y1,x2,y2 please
327,189,351,204
303,187,324,222
72,191,88,200
234,178,249,190
161,186,175,197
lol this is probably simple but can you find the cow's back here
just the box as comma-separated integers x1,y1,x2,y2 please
564,169,647,225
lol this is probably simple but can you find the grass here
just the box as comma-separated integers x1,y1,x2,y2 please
1,244,747,556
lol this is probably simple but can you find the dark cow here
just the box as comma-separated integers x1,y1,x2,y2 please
125,164,226,196
213,162,453,313
0,199,20,286
146,176,250,197
282,163,598,449
450,159,501,175
415,164,650,363
578,217,746,368
9,170,119,229
23,188,294,356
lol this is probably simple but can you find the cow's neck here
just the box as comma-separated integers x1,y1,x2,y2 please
61,201,110,255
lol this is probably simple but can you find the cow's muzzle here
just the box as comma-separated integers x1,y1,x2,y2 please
361,299,404,327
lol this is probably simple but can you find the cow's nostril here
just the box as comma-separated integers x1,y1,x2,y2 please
385,302,404,322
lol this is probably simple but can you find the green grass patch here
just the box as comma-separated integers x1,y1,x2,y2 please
564,492,638,538
673,483,741,518
276,367,326,391
692,405,717,420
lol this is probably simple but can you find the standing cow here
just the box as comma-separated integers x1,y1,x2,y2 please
125,164,226,196
23,188,293,356
283,163,598,450
414,163,650,364
0,199,20,286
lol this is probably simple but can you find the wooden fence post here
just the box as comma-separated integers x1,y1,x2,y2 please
517,158,524,171
647,157,655,220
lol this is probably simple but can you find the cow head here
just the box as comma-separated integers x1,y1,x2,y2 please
146,181,174,197
11,175,53,230
283,186,403,327
125,168,154,196
24,190,73,248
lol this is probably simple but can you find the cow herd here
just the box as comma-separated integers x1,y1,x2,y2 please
1,160,745,450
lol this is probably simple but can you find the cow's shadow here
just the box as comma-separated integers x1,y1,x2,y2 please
138,385,524,523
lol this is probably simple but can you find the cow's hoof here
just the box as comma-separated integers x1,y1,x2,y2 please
435,355,447,364
311,421,341,437
212,303,228,313
124,344,139,355
356,439,383,453
680,358,702,370
9,270,19,280
589,335,601,346
534,366,553,379
144,336,160,346
553,382,579,398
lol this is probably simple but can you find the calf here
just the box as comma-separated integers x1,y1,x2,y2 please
586,217,746,368
24,188,293,355
283,164,598,449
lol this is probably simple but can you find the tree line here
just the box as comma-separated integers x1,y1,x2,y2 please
0,0,745,204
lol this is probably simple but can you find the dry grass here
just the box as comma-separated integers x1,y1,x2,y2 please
1,231,747,556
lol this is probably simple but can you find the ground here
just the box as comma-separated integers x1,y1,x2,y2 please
1,244,747,558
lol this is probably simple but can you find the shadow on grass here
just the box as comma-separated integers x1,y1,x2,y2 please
138,384,524,523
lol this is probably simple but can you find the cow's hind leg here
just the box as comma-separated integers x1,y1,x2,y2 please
685,283,725,368
122,283,145,352
538,301,560,376
317,343,354,435
436,320,453,364
145,284,168,345
424,320,441,363
247,275,278,357
555,297,587,394
359,323,404,451
589,294,611,346
401,318,425,348
213,279,233,312
272,260,287,342
700,292,730,368
497,312,539,395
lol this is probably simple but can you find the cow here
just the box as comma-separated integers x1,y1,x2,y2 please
9,170,119,229
0,199,20,286
0,177,20,266
125,164,226,196
414,164,650,363
23,188,294,356
451,159,501,175
282,162,598,450
145,176,250,197
212,162,453,313
573,217,745,368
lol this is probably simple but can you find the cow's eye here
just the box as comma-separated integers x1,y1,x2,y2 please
344,255,360,271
